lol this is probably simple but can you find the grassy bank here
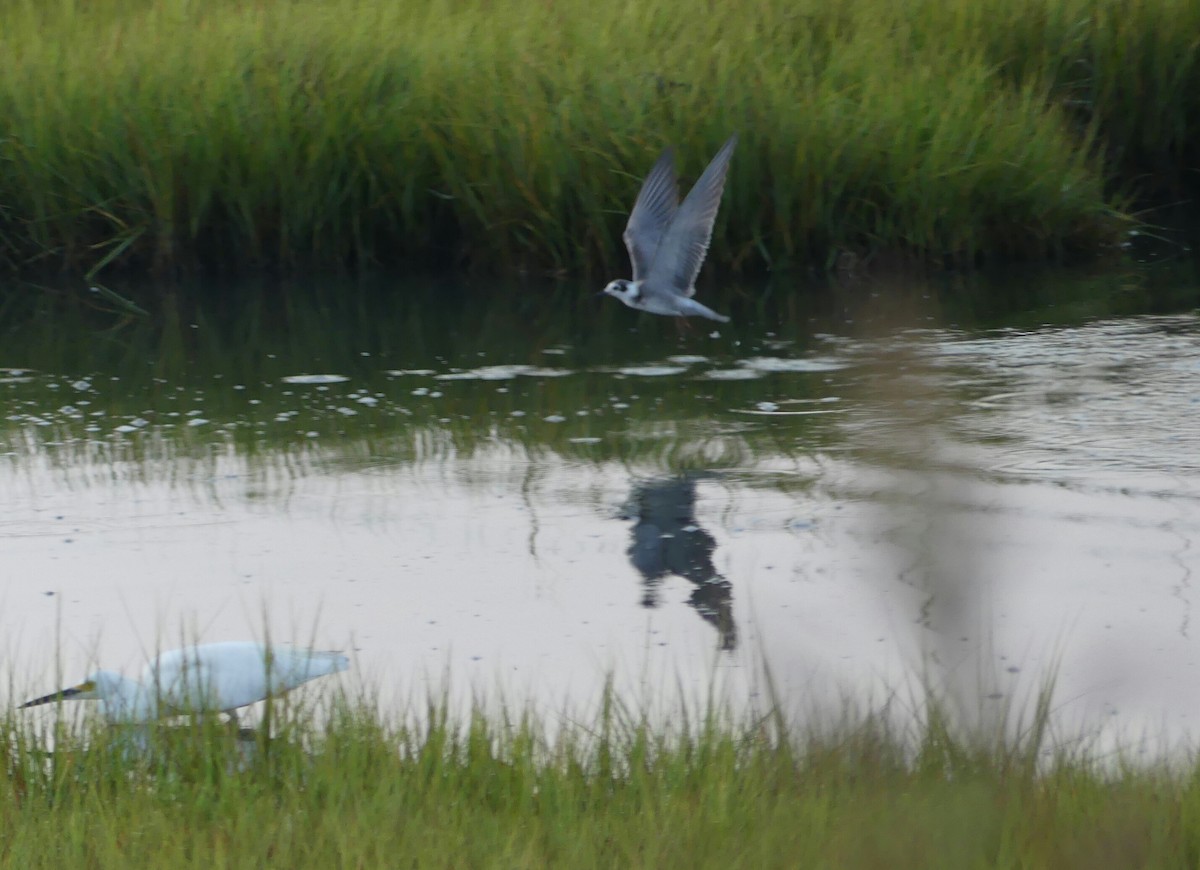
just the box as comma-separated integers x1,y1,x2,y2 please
6,688,1200,868
0,0,1197,283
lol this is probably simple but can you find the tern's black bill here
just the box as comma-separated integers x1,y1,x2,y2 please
20,686,82,708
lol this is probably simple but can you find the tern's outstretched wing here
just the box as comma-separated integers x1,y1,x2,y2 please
622,148,679,282
645,135,737,296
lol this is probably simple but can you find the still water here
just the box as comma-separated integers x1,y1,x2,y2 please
3,272,1200,748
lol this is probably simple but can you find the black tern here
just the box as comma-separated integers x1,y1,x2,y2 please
601,135,737,323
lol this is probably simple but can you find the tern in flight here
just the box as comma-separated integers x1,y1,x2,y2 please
600,135,737,324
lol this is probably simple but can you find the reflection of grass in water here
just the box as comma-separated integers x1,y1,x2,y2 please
5,674,1190,867
4,264,1193,483
2,397,822,481
0,286,838,473
9,0,1196,279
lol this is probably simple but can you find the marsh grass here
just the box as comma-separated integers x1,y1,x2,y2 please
2,0,1196,282
6,674,1200,868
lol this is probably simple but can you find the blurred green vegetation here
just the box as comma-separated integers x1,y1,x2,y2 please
2,0,1196,291
7,681,1200,869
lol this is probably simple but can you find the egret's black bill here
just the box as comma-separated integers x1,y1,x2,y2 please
20,685,84,708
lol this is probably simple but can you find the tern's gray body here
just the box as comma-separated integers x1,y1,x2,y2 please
601,135,737,323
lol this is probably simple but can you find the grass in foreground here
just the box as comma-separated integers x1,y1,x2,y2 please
6,686,1200,868
2,0,1197,283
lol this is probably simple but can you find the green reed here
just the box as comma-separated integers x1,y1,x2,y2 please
0,0,1195,282
6,675,1200,869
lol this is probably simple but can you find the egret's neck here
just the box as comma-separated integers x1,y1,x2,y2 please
96,672,158,722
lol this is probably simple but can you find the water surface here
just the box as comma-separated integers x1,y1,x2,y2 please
4,272,1200,749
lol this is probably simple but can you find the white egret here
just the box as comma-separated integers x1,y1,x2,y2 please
20,642,350,723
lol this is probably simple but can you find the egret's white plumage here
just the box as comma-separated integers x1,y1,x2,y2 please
600,135,737,323
20,642,349,723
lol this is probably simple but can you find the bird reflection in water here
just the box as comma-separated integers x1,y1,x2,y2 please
621,474,736,650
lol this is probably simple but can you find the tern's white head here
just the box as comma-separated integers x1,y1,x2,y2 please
601,279,640,306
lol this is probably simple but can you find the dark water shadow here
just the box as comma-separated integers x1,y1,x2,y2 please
620,473,736,651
